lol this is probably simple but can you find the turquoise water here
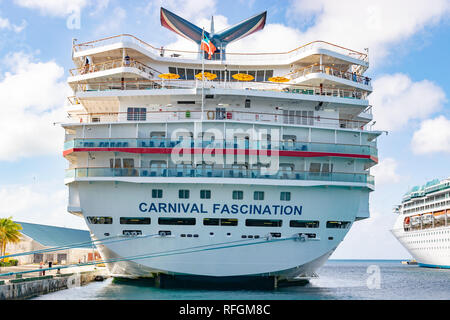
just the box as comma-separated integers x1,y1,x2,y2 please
33,260,450,300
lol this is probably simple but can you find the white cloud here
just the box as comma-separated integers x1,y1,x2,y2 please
157,0,450,70
153,0,217,21
411,116,450,154
89,0,110,16
0,16,27,33
0,52,70,161
371,158,401,185
288,0,450,66
0,182,87,230
369,73,446,131
14,0,89,17
93,6,126,36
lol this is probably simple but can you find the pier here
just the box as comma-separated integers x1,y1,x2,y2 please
0,265,108,300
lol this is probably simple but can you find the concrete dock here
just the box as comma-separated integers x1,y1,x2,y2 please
0,265,109,300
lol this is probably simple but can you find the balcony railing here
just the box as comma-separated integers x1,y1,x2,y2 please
290,64,371,86
64,138,378,157
66,109,372,131
69,58,162,77
65,167,374,186
73,79,369,100
72,34,369,63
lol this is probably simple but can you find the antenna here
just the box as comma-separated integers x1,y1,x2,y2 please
210,16,215,35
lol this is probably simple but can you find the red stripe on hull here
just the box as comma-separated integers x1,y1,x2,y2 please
63,148,376,162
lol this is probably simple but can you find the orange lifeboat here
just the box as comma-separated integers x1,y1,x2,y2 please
404,216,410,225
434,210,446,221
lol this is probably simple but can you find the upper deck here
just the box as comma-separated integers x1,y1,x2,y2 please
65,27,375,134
69,34,372,96
72,34,369,69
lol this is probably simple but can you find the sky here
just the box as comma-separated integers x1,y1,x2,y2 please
0,0,449,260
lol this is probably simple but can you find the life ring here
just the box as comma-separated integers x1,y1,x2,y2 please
404,217,410,224
207,110,215,120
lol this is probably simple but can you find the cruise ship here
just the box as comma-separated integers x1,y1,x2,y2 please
62,8,379,285
392,178,450,269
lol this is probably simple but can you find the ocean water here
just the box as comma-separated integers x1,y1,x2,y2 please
32,260,450,300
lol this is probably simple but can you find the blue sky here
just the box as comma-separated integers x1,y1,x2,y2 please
0,0,449,259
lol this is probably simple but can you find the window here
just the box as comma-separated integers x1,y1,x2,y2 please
186,68,194,80
233,190,244,200
200,190,211,199
177,67,186,80
280,192,291,201
310,163,321,173
87,216,112,224
127,107,146,121
179,189,190,199
152,189,163,198
123,230,142,236
110,159,121,168
245,219,282,227
326,221,351,229
290,220,319,228
203,218,238,226
256,70,265,82
264,70,274,81
122,158,134,168
120,217,150,225
158,217,196,225
253,191,264,201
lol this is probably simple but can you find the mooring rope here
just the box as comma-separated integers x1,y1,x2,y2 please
0,233,159,260
0,235,299,277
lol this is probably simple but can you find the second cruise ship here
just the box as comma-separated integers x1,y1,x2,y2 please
392,178,450,268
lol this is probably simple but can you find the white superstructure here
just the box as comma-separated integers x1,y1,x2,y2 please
62,8,380,284
392,178,450,268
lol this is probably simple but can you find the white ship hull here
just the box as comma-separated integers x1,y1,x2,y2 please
71,181,369,279
392,214,450,269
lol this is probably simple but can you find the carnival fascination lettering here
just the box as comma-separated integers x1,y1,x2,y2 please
139,202,302,215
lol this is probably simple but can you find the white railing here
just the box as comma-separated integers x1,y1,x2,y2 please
72,34,369,64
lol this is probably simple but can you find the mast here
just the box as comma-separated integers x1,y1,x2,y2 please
201,28,205,121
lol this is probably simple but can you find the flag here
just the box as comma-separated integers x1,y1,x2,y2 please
200,33,217,59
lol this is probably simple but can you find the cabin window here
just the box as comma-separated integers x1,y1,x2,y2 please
186,68,194,80
253,191,264,201
245,219,282,227
290,220,320,228
203,218,238,226
200,190,211,199
309,163,322,173
120,217,151,225
152,189,163,198
177,68,186,80
233,190,244,200
280,192,291,201
110,159,121,168
158,217,196,225
179,189,190,199
123,230,142,236
326,221,351,229
122,159,134,168
256,70,265,82
87,216,113,224
168,67,177,74
264,70,274,81
127,107,146,121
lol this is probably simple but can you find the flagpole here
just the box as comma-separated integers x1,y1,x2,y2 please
201,28,205,122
